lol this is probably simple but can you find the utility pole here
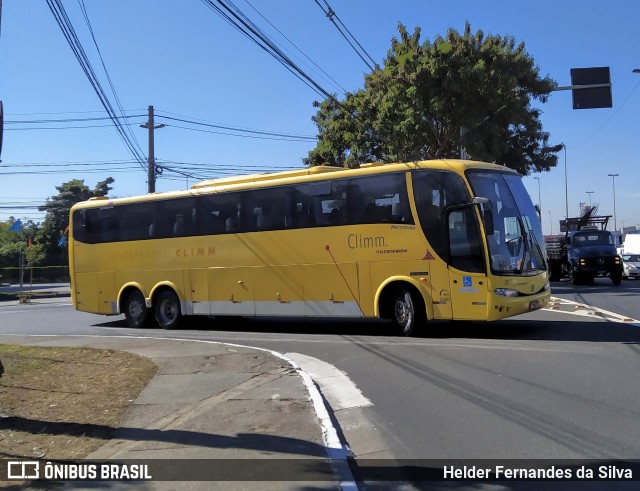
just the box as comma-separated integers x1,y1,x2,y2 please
140,105,165,193
608,173,619,231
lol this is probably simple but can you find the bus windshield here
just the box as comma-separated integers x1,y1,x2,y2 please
467,170,546,275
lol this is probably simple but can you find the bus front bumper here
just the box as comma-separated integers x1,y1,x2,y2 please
487,289,551,321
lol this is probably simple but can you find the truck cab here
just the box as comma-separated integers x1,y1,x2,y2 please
566,228,623,284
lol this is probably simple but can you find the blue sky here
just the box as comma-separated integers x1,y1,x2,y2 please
1,0,639,235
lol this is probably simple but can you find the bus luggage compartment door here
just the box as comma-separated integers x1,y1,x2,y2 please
303,263,361,317
74,272,99,313
208,267,255,316
253,265,305,316
96,271,116,314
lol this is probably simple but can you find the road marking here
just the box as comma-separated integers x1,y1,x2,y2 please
286,352,373,410
0,303,72,312
545,296,640,324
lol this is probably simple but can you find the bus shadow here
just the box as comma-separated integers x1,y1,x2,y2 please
423,318,640,344
94,315,640,345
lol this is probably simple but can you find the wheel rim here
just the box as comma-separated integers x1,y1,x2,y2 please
126,292,146,327
394,292,414,329
158,297,178,325
129,299,144,320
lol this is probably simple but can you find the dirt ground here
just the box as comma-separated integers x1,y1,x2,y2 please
0,343,157,480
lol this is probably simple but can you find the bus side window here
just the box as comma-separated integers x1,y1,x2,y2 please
98,207,119,242
317,197,346,226
206,210,226,234
85,209,101,243
315,181,347,226
293,185,317,228
225,208,239,232
244,187,292,232
173,214,186,236
73,209,92,243
121,202,155,241
347,173,413,225
200,194,234,234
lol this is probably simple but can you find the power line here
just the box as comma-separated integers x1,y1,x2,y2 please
200,0,338,102
5,114,145,124
7,124,129,131
78,0,146,160
6,160,140,168
7,111,317,141
1,157,300,180
0,167,141,176
579,78,640,146
162,123,314,141
158,159,298,172
157,114,316,141
45,0,148,172
241,0,348,94
313,0,377,72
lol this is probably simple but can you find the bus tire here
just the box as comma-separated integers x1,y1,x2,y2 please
390,288,423,337
123,289,151,329
154,289,182,329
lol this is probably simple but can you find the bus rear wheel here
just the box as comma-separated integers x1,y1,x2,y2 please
390,288,423,337
155,290,182,329
123,289,151,329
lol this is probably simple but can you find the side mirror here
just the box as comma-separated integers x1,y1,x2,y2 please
472,197,494,236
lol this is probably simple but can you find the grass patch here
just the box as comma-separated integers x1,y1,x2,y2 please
0,344,157,463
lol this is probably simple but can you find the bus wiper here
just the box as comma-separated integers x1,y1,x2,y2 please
512,216,529,275
528,229,547,271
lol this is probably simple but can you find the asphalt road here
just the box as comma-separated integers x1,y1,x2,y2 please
2,280,639,467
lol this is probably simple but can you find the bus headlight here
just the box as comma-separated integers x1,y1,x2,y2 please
494,288,520,297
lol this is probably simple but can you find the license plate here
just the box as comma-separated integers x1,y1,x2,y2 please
529,300,541,311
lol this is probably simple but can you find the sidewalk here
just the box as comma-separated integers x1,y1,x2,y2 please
0,283,71,302
4,335,348,490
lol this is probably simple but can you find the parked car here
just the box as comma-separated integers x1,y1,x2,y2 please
622,254,640,279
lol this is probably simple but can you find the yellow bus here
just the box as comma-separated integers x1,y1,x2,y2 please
69,160,550,335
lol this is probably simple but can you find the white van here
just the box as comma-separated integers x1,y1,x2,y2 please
622,233,640,254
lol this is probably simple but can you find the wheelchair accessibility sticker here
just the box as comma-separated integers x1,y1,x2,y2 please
459,276,478,293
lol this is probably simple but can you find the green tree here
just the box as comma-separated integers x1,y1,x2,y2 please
306,23,562,175
0,218,40,282
37,177,114,261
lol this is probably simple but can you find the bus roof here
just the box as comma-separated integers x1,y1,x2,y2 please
191,159,512,190
71,159,514,210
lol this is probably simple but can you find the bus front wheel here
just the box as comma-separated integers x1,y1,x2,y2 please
123,289,151,329
390,288,423,337
154,290,182,329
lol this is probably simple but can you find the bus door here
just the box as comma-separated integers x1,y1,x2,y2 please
446,207,489,320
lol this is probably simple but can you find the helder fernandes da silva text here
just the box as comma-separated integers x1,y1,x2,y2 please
444,465,633,479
